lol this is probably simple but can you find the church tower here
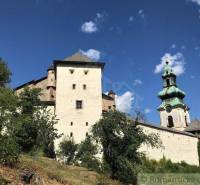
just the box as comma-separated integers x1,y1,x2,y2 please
158,61,190,131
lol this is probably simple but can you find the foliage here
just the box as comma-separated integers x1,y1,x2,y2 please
11,87,60,153
75,136,101,171
142,157,200,173
0,134,20,167
43,141,56,159
58,137,78,165
0,87,20,167
91,110,160,184
0,87,18,132
0,58,12,87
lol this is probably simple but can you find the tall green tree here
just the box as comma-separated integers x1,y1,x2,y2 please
92,111,160,184
0,60,20,166
0,58,12,87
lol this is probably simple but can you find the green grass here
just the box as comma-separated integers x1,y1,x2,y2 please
19,155,121,185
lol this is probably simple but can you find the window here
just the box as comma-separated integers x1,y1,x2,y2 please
84,70,89,75
166,79,170,86
70,122,73,126
83,84,87,90
76,100,83,109
185,116,188,127
70,132,73,137
168,116,174,128
108,106,111,110
69,69,74,74
86,132,88,137
86,122,88,126
72,84,76,89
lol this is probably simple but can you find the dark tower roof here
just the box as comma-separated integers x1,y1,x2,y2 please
64,51,92,62
108,90,116,95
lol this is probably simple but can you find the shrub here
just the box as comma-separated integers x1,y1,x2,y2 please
58,137,78,165
0,135,20,167
75,136,101,171
142,157,200,173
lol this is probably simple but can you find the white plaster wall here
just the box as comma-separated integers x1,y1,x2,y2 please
55,64,103,148
160,108,190,130
139,125,199,166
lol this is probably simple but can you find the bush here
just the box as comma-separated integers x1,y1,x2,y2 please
142,157,200,173
0,135,20,167
75,136,101,171
58,137,78,165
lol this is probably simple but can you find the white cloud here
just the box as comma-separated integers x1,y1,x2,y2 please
138,9,145,19
129,16,134,22
133,79,143,86
81,12,106,34
115,91,134,113
154,52,185,76
189,0,200,6
145,108,151,114
181,45,186,50
80,49,101,61
81,21,98,33
170,44,176,49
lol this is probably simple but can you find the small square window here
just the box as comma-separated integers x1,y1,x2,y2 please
108,106,111,110
84,70,89,75
76,100,83,109
69,69,74,74
70,122,73,126
72,84,76,89
83,84,87,90
70,132,73,137
86,122,88,126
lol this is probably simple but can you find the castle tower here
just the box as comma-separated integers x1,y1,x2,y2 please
54,52,105,146
47,65,56,101
158,61,190,131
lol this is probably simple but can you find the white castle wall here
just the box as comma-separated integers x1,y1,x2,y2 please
139,124,199,166
55,64,103,148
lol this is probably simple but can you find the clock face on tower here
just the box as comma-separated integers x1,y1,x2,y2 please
166,105,172,113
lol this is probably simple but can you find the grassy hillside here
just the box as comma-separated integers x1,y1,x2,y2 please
0,155,121,185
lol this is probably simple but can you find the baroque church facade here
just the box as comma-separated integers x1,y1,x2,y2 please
15,52,200,166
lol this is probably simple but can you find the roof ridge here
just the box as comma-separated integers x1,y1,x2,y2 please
64,51,92,62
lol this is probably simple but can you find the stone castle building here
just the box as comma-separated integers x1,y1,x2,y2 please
15,52,115,146
15,52,200,166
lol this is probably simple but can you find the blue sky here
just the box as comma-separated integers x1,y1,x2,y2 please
0,0,200,124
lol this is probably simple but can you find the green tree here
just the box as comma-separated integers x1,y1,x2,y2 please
0,58,12,87
0,74,20,167
75,136,101,171
58,137,78,165
92,111,160,184
0,135,20,167
12,87,60,154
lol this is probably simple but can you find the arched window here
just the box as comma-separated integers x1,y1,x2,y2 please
166,79,170,86
168,116,174,128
